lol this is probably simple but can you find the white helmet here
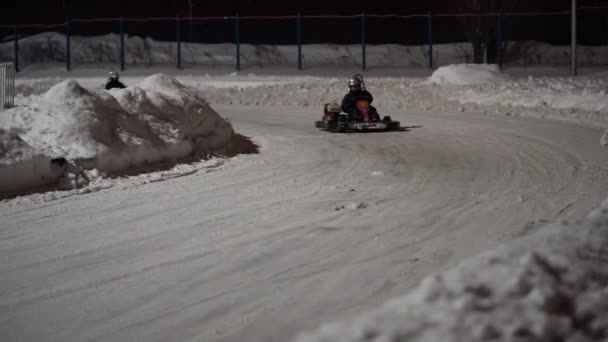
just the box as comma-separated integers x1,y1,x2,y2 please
348,74,364,91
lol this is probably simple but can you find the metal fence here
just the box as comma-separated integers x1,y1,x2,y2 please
0,62,15,110
1,7,607,74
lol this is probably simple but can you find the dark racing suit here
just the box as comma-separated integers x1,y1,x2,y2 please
341,89,380,122
105,79,126,90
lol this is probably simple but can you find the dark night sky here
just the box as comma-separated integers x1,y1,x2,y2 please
3,0,607,24
2,0,608,45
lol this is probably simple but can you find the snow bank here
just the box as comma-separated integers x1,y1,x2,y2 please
193,69,608,128
504,41,608,66
428,64,507,85
0,33,470,68
296,199,608,342
455,75,608,114
104,73,235,172
4,33,608,68
0,73,234,195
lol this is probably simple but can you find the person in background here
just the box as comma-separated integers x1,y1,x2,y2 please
341,74,380,122
105,70,126,90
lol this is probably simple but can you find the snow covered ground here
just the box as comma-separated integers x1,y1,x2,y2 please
1,33,608,342
3,62,608,200
297,199,608,342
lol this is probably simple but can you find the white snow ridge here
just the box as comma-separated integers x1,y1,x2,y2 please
0,73,246,196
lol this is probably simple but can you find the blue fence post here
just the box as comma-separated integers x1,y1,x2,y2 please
66,17,71,71
120,17,125,71
497,14,503,69
427,13,433,69
235,13,240,71
13,25,19,72
361,12,366,71
176,16,182,69
297,13,302,70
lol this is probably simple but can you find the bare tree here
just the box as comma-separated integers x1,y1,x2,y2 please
449,0,537,63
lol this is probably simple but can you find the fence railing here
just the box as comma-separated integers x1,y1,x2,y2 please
0,62,15,110
1,7,607,73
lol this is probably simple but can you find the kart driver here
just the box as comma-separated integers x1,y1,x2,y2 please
105,70,127,90
341,74,380,122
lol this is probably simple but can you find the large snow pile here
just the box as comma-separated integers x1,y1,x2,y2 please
428,64,507,85
296,199,608,342
0,73,234,194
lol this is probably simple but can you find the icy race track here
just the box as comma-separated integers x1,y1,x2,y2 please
2,104,608,342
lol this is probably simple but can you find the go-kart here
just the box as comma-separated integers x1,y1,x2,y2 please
315,102,401,133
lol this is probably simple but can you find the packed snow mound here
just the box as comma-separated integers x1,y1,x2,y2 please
296,200,608,342
0,74,234,176
1,80,117,160
112,73,234,149
428,64,507,85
